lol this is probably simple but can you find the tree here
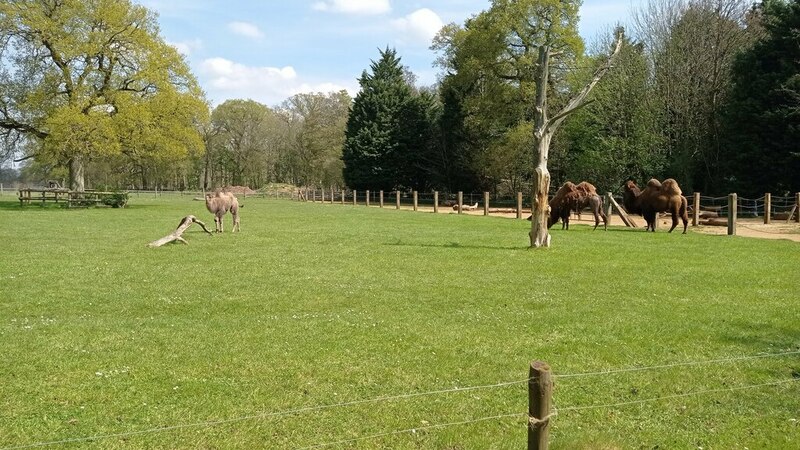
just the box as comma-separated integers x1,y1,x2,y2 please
206,99,279,188
721,0,800,196
0,0,206,191
633,0,756,192
342,48,435,191
281,90,351,188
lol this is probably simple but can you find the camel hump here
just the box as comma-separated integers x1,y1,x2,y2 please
576,181,597,195
646,178,662,189
661,178,683,196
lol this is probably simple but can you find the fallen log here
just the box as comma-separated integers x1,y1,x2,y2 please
148,215,213,248
699,211,719,219
700,218,728,227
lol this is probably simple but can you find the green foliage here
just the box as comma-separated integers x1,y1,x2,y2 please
721,0,800,196
0,197,798,448
100,191,128,208
0,0,208,189
433,0,585,192
559,39,666,192
343,48,436,190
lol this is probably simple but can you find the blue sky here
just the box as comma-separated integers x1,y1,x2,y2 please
140,0,642,107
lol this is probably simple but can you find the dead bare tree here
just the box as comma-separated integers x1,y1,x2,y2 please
529,28,625,248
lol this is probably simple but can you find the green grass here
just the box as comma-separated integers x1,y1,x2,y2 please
1,197,798,449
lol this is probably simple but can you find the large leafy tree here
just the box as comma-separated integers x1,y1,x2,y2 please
721,0,800,196
0,0,206,191
342,48,435,191
281,90,351,188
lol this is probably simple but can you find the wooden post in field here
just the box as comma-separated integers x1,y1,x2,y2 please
396,191,400,210
692,192,700,226
366,190,370,207
604,193,613,223
796,193,800,223
413,191,418,211
313,189,317,203
484,192,489,216
380,190,384,208
330,187,334,204
528,361,553,450
517,192,524,219
728,193,737,236
434,191,439,214
353,190,357,206
1,183,4,196
341,189,345,205
458,191,463,214
321,188,326,203
764,193,771,224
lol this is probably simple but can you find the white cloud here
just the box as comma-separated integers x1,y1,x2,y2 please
312,0,391,15
168,39,203,56
227,21,265,39
391,8,444,44
199,57,356,106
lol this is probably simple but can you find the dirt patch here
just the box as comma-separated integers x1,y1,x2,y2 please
221,185,257,195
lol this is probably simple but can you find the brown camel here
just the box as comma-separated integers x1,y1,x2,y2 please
547,182,578,229
623,179,688,233
545,181,608,230
205,190,241,233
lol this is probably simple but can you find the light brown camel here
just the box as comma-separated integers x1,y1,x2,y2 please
205,190,241,233
623,178,688,233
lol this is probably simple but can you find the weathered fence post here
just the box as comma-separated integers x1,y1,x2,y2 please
330,187,335,204
458,191,463,214
321,188,326,203
341,190,345,205
604,192,613,223
764,193,771,225
528,361,553,450
796,193,800,223
313,189,317,203
396,191,400,210
433,191,439,214
353,190,357,206
692,192,700,227
366,190,370,207
413,191,418,211
484,192,489,216
517,192,524,219
380,190,384,208
728,193,737,236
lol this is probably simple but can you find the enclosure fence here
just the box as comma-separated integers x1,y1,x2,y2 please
5,350,799,450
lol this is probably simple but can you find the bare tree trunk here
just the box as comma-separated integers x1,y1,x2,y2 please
69,156,86,192
530,132,552,248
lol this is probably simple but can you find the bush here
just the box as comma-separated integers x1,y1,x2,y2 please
101,192,129,208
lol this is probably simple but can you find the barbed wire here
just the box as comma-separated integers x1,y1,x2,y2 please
3,350,798,450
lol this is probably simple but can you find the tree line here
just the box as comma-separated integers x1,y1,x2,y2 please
1,0,797,198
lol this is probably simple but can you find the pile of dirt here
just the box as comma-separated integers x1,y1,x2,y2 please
221,185,257,195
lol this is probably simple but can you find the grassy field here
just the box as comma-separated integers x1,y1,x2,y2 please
1,195,798,449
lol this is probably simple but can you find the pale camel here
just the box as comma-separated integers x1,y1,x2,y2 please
205,191,241,233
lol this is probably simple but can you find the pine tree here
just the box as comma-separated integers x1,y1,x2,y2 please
342,48,435,191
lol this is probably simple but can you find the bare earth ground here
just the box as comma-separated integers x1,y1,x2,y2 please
388,204,800,242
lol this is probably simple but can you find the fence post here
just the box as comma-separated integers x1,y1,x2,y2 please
517,192,524,219
366,190,370,207
484,192,490,216
353,190,357,206
796,193,800,223
728,193,737,236
341,189,345,205
380,190,384,208
528,361,552,450
0,183,3,196
434,191,439,214
330,187,335,204
764,193,771,225
396,191,400,210
413,191,418,211
692,192,700,227
322,188,326,203
458,191,463,214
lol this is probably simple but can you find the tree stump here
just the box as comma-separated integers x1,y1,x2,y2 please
148,215,213,247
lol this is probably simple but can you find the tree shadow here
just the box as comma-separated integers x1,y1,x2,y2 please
384,240,525,251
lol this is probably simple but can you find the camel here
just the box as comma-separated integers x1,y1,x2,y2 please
623,178,688,233
205,190,241,233
545,181,608,230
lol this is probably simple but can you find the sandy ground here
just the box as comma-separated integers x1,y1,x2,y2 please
390,204,800,242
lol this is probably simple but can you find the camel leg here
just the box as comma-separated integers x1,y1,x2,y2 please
232,211,240,232
668,210,678,233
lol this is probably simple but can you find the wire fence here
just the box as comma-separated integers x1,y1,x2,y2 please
5,349,799,450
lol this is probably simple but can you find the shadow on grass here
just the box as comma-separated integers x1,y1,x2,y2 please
385,239,525,251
